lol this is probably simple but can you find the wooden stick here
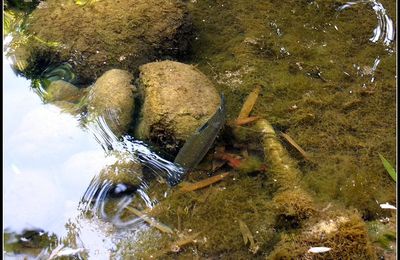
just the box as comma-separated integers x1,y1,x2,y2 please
179,172,230,192
234,116,260,126
125,206,174,234
279,132,309,160
170,232,201,252
237,85,262,119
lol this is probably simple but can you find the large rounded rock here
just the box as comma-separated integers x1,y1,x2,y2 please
12,0,192,83
87,69,136,136
135,60,220,154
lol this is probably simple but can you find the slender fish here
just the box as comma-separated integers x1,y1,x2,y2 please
171,94,226,183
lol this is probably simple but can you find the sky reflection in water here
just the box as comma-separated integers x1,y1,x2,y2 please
3,55,113,237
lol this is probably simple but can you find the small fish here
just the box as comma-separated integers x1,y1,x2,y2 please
172,94,226,184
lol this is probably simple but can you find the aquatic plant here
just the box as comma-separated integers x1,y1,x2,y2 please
378,153,396,182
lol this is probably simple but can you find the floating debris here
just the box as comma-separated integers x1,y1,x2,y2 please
308,246,331,253
48,244,86,259
379,203,396,210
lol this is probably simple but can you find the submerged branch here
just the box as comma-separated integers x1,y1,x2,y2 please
179,172,230,192
125,206,174,234
279,132,310,161
237,85,262,119
255,119,301,191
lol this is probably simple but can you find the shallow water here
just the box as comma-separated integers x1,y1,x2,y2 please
3,0,397,259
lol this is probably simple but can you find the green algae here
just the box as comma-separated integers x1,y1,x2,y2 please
125,172,279,258
268,209,377,259
150,0,395,257
4,0,397,258
185,0,396,217
4,230,59,257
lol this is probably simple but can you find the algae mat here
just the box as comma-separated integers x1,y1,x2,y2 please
3,0,396,259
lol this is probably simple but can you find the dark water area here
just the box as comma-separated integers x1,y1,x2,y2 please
3,0,397,259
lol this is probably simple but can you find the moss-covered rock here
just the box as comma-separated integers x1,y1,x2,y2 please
268,210,377,259
11,0,192,83
86,69,136,136
272,188,315,229
135,60,221,154
97,160,143,188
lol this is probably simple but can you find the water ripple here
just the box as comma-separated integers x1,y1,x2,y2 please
337,0,395,47
81,115,185,229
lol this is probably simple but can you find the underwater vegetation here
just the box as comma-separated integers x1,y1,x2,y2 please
3,0,396,258
379,153,397,182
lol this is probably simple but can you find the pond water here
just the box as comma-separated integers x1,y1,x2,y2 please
3,0,397,259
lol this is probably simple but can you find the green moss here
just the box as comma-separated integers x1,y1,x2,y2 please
272,189,316,229
124,173,279,258
5,0,396,257
268,210,377,259
367,220,397,249
4,230,59,257
237,155,265,174
11,0,193,83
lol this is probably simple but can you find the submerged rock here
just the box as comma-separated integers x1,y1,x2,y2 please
45,80,83,103
86,69,136,136
135,60,220,154
11,0,192,83
97,161,143,191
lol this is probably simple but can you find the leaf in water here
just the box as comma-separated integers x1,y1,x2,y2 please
378,153,396,182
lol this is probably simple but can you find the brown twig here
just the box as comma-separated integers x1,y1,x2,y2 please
125,206,174,234
237,85,262,119
279,132,309,160
179,172,230,192
234,116,260,126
